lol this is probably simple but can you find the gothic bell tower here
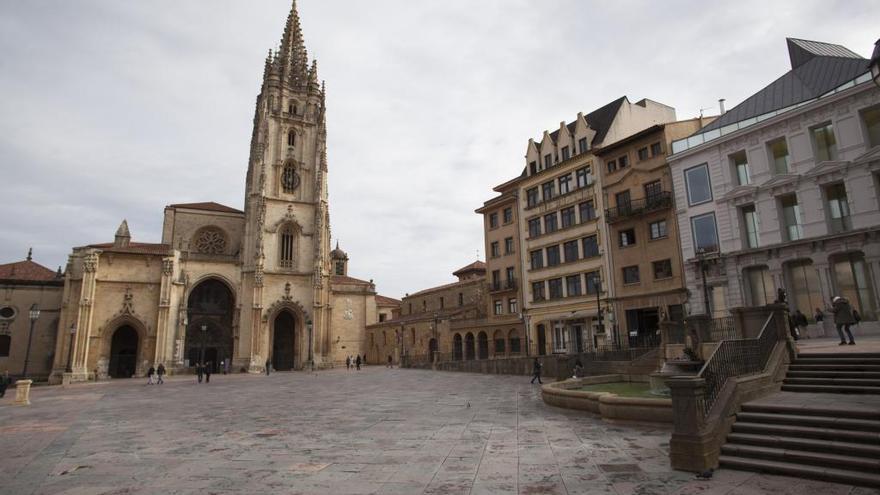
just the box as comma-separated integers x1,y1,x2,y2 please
238,0,332,371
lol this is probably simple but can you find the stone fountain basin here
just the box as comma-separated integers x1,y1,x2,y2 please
541,374,672,423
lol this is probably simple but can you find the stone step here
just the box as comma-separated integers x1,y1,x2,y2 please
793,358,880,366
732,421,880,445
719,455,880,488
787,370,880,379
741,403,880,421
726,432,880,459
783,377,880,387
781,384,880,394
735,411,880,432
789,364,880,372
721,444,880,473
798,352,880,359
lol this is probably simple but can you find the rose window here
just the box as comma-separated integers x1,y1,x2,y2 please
194,229,226,254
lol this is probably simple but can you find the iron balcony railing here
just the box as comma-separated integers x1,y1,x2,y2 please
606,192,673,223
488,279,517,293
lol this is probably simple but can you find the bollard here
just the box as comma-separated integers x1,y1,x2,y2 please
14,379,33,406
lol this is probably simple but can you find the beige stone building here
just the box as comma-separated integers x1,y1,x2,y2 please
595,119,708,346
475,178,526,358
0,252,64,380
47,2,396,382
515,97,676,355
365,262,489,364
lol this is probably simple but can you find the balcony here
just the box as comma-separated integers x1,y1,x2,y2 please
488,279,517,293
606,192,672,223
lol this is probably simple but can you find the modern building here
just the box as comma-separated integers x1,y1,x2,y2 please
0,251,64,380
48,2,395,382
595,119,709,346
668,38,880,331
514,97,676,356
475,178,527,359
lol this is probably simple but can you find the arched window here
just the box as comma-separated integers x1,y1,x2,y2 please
281,162,298,193
279,225,295,269
335,261,345,275
287,130,295,147
0,335,10,357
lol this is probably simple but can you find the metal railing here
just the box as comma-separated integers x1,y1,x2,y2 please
697,312,777,417
606,192,672,223
488,279,517,292
686,316,738,343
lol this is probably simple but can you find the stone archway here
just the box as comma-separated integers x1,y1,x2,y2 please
477,331,489,360
453,334,463,361
186,278,235,373
272,310,297,371
109,325,139,378
465,333,475,361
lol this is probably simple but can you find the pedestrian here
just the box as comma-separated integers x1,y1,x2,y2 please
787,314,799,341
831,296,856,345
792,309,808,340
362,354,367,366
223,358,228,375
205,362,212,383
572,359,584,379
387,355,393,369
355,354,361,370
853,309,862,326
196,363,204,383
530,358,543,384
265,359,271,376
0,370,9,398
814,308,824,322
147,365,155,385
346,355,351,370
157,363,166,384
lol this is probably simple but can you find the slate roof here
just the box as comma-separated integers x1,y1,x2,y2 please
544,96,627,148
167,202,244,214
0,259,61,282
699,38,868,135
87,242,172,255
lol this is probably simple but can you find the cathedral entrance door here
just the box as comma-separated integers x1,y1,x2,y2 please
185,278,235,372
272,311,296,371
109,325,139,378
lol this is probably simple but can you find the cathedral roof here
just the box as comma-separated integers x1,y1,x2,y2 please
376,295,401,306
87,242,172,255
167,202,244,214
0,259,61,283
331,275,372,286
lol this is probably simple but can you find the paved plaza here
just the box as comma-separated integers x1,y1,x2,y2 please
1,367,877,495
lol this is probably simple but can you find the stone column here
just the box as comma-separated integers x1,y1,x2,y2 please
667,376,718,472
71,253,99,380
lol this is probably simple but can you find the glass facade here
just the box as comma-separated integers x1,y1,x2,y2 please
742,204,760,249
812,122,838,161
825,183,851,233
731,150,751,185
768,138,789,174
685,164,712,205
691,213,718,252
780,194,803,241
833,253,877,320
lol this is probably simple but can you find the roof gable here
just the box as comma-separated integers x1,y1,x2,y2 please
0,259,60,282
167,202,244,214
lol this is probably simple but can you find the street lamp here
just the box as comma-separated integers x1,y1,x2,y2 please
21,304,40,378
431,312,439,361
870,39,880,88
306,318,313,371
65,324,76,373
200,324,207,368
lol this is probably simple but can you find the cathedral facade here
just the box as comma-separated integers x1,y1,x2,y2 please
49,1,396,383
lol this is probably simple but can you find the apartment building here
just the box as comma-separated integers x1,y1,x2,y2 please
475,179,527,358
515,97,676,355
668,38,880,332
596,119,707,346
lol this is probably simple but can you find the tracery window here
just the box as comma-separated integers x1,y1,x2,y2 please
281,162,299,193
279,225,295,269
194,228,227,255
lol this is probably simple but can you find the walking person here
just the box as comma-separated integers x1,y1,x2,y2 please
346,355,351,370
205,362,212,383
265,359,271,376
157,363,166,385
530,358,543,384
0,370,9,398
387,355,393,369
147,365,155,385
814,308,824,322
355,354,361,370
792,309,808,340
831,296,856,346
362,354,367,367
196,363,204,383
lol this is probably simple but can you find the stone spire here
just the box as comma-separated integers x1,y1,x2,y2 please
278,0,309,87
26,247,32,261
114,219,131,248
308,59,319,92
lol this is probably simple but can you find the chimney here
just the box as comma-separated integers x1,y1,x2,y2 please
719,98,726,115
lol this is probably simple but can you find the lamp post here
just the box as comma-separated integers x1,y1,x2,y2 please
65,324,76,373
306,318,313,371
870,39,880,87
199,324,207,368
21,304,40,378
431,312,439,361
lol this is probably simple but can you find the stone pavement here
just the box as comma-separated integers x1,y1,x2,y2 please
796,334,880,354
1,368,877,495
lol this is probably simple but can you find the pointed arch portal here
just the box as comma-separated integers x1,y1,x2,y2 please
109,325,139,378
186,278,235,373
272,310,297,371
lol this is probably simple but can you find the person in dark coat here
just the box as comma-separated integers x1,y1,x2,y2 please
265,359,271,376
831,296,856,345
792,309,808,339
147,366,156,385
204,362,212,383
853,309,862,325
0,370,9,398
355,355,361,370
196,363,204,383
530,358,543,384
157,363,166,384
814,308,824,322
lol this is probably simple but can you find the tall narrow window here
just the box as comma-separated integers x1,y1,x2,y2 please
812,122,838,161
833,253,877,320
546,245,560,266
768,138,790,174
579,200,595,222
586,271,600,294
503,207,513,224
489,213,498,228
528,218,541,237
563,240,579,263
558,174,572,195
548,278,563,299
731,150,751,185
526,188,539,208
279,225,295,269
544,154,552,169
560,207,576,228
779,194,803,241
287,130,295,147
644,180,662,200
742,204,760,249
530,250,544,269
685,164,712,206
529,161,538,175
532,282,545,302
787,260,822,317
544,213,558,233
578,137,588,154
542,181,555,201
825,183,850,233
281,162,298,193
582,235,599,257
566,275,582,296
863,106,880,147
691,213,718,253
745,266,774,306
561,146,570,161
576,166,591,188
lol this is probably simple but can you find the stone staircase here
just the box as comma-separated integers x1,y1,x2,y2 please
719,352,880,487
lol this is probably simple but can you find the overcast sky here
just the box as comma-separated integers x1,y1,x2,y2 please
1,1,877,298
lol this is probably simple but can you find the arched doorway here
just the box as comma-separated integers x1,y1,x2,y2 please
186,278,235,373
453,334,463,361
465,333,475,361
109,325,139,378
272,310,296,370
477,331,489,360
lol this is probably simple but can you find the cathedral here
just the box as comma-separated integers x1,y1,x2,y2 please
47,1,398,383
